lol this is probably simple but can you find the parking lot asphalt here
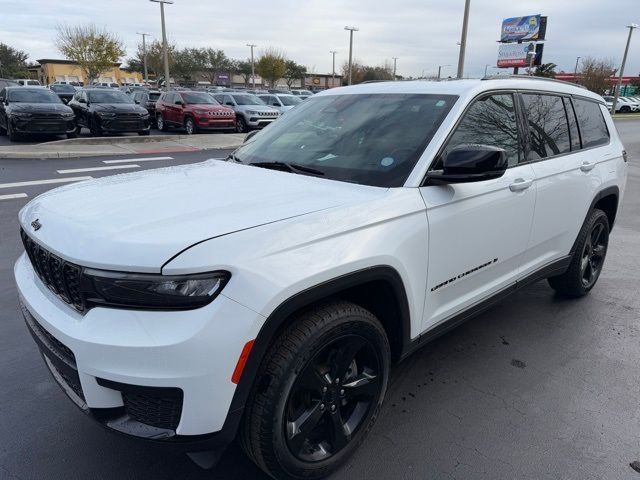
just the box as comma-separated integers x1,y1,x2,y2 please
0,120,639,480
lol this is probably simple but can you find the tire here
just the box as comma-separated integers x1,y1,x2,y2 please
8,121,20,141
241,301,390,480
620,106,631,113
75,123,82,136
548,208,610,297
138,130,150,136
236,116,247,133
157,114,168,131
184,117,197,135
89,117,102,137
0,123,6,136
66,131,78,139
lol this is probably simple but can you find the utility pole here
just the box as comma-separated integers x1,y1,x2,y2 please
150,0,173,90
344,26,359,85
456,0,471,78
573,56,581,81
611,24,637,115
437,64,450,79
247,43,257,89
392,57,398,80
330,50,337,87
136,32,151,85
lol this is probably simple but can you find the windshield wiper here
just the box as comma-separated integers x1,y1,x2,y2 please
250,161,325,177
226,153,243,163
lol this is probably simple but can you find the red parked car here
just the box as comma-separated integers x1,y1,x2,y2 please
155,91,236,134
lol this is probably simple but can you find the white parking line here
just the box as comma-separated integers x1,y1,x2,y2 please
103,156,174,164
0,176,93,189
0,193,28,201
57,165,140,174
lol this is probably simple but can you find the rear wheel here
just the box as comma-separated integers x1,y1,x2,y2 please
620,105,631,113
548,209,609,297
241,301,390,480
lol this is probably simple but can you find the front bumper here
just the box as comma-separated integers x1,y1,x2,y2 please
12,116,76,135
14,253,261,447
194,117,236,130
97,115,151,133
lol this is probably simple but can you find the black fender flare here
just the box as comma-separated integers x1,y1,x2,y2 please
571,185,619,254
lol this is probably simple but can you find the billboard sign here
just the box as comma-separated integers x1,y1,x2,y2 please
497,42,538,68
500,15,544,42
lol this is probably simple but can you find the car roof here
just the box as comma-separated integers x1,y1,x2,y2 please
6,86,46,91
317,78,605,103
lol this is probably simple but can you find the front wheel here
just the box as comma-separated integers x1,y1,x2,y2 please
184,117,197,135
241,301,390,480
620,106,631,113
548,208,609,297
236,116,247,133
156,114,168,131
7,121,20,141
89,117,102,137
138,130,150,136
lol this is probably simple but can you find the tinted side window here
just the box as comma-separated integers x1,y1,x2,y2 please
522,94,571,160
565,98,581,151
573,98,610,148
443,93,521,167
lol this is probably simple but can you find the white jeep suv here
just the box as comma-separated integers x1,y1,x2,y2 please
15,78,627,480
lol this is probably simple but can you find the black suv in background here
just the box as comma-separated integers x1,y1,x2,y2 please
132,90,161,126
68,88,151,136
0,87,76,141
49,84,77,104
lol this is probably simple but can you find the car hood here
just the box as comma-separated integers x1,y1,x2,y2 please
10,103,72,114
19,160,385,272
92,103,147,114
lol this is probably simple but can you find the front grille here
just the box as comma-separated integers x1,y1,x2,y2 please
208,111,233,116
260,111,279,117
21,228,85,312
122,391,183,431
29,313,76,365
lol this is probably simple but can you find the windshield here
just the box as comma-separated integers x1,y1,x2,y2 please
8,89,61,103
234,93,457,187
148,92,161,101
279,95,302,106
232,94,264,106
51,84,76,93
87,90,134,104
182,92,218,105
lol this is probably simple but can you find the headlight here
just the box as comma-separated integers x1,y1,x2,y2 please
194,109,208,115
11,112,32,118
82,269,230,310
62,112,75,118
97,112,116,118
140,113,150,119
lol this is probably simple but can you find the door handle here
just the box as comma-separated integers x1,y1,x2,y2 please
509,178,533,192
580,161,596,172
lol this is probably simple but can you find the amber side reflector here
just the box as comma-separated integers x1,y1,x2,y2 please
231,340,255,384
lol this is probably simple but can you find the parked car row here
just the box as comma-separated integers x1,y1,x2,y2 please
0,85,291,140
603,95,640,113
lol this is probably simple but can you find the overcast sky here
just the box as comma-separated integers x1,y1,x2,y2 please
2,0,639,78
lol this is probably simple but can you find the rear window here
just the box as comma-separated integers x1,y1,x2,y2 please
573,98,610,149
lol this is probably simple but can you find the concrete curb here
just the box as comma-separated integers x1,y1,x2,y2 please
40,135,193,146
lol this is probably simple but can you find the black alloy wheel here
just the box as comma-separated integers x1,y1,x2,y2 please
284,334,383,462
580,221,608,289
236,116,247,133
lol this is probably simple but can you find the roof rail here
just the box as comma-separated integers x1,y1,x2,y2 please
481,75,587,89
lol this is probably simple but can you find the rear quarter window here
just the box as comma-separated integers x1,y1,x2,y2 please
573,98,610,148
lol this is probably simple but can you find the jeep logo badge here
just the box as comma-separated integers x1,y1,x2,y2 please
31,219,42,231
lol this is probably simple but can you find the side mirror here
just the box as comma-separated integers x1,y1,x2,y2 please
134,99,141,104
427,145,508,184
244,130,259,143
78,98,87,104
175,100,183,106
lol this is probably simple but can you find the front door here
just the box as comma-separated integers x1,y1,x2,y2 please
420,92,537,330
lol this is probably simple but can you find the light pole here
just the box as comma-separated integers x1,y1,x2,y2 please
392,57,398,80
573,56,581,81
484,64,490,77
150,0,173,90
456,0,471,78
136,32,151,85
344,26,359,85
437,64,450,79
247,44,257,89
330,50,337,86
611,23,638,115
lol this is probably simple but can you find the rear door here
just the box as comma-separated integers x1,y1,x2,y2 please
518,93,605,276
420,92,537,330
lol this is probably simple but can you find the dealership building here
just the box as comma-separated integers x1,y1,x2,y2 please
27,59,144,86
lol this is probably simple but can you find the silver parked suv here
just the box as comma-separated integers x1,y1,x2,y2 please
213,92,280,133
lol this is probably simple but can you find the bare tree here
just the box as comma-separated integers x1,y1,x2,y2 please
56,24,125,84
578,57,616,95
